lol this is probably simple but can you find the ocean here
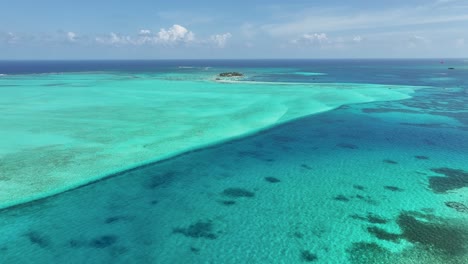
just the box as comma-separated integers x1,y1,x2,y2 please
0,59,467,263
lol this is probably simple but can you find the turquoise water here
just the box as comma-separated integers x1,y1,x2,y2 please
0,60,467,263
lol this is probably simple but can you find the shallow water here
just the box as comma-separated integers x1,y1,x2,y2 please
0,64,417,208
0,60,467,263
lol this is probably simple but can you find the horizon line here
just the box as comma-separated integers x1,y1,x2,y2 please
0,57,467,61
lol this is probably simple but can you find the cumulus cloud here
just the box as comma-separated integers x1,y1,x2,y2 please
95,25,195,46
135,29,156,45
156,24,194,44
210,33,232,48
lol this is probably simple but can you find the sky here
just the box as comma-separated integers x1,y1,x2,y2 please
0,0,467,59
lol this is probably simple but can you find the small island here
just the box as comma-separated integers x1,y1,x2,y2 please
218,72,244,77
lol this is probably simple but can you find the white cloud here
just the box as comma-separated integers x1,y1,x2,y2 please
67,32,77,42
96,32,133,46
139,29,151,35
156,24,194,44
95,25,196,46
292,33,329,45
4,32,19,44
210,33,232,48
136,29,155,45
353,36,362,43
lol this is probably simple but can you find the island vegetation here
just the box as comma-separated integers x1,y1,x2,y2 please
218,72,243,77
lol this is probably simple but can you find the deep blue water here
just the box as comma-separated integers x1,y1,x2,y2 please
0,60,467,263
1,59,466,87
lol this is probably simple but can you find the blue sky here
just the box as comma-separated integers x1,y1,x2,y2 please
0,0,467,59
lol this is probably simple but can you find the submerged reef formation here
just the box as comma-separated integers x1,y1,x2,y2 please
221,188,255,198
383,186,404,192
300,250,318,262
444,201,468,213
350,211,468,263
24,231,51,248
336,143,359,149
264,177,281,183
428,167,468,193
89,235,118,248
173,220,218,240
350,213,388,224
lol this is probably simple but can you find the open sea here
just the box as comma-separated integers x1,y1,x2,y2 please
0,59,467,263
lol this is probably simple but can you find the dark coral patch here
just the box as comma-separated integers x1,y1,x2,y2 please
190,247,200,254
445,201,468,213
301,164,313,170
428,167,468,193
293,232,304,239
367,226,400,243
25,231,50,248
383,159,398,164
337,143,359,149
173,220,218,240
334,195,350,202
347,242,390,264
351,213,388,224
355,195,379,205
145,171,176,189
300,250,318,262
222,188,255,198
353,185,366,191
415,155,429,160
218,200,236,206
397,212,468,255
265,177,281,183
105,216,127,224
366,214,389,224
90,235,118,248
384,186,404,192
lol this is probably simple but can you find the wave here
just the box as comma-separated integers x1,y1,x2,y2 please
293,71,327,76
178,66,212,70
